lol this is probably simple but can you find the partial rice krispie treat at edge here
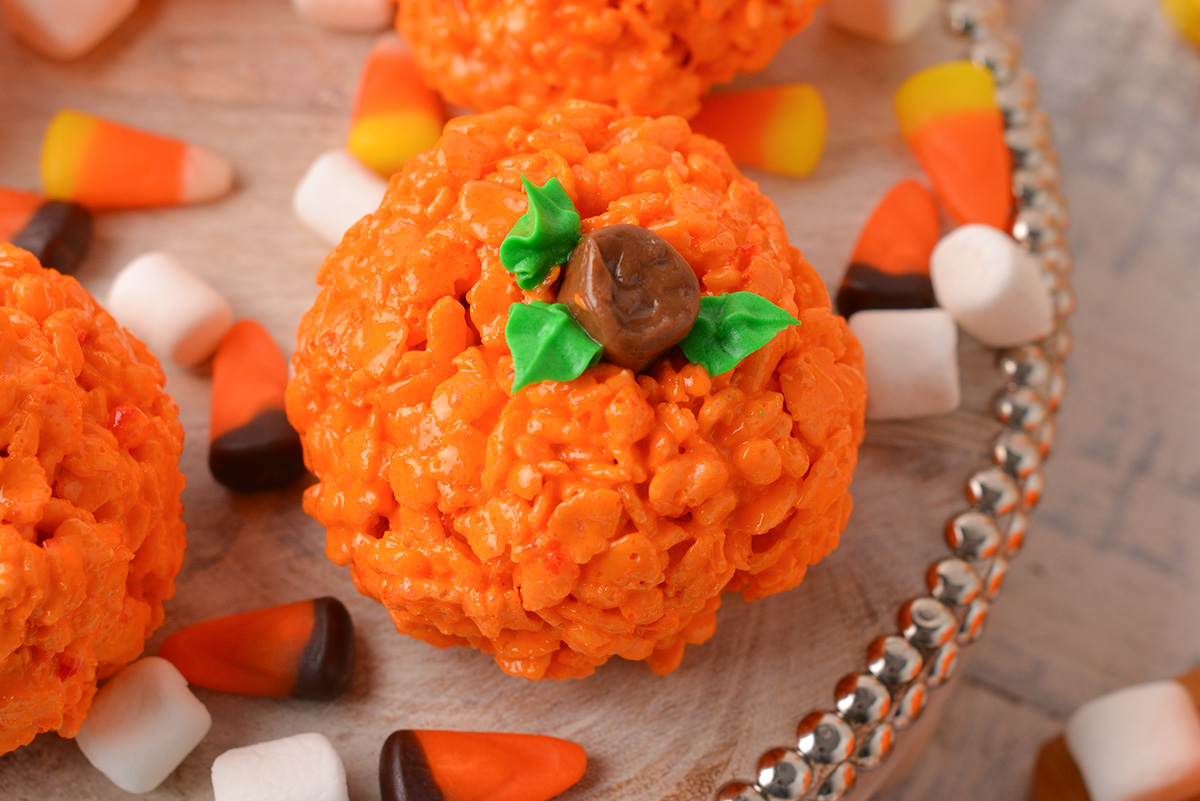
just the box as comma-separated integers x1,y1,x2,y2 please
287,101,866,680
398,0,827,118
0,243,186,754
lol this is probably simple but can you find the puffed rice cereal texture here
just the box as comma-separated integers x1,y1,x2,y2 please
287,101,866,680
398,0,826,118
0,243,186,754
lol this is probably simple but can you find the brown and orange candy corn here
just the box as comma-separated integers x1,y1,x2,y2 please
836,179,940,318
158,597,354,700
0,187,92,274
380,729,587,801
209,319,306,492
894,61,1014,230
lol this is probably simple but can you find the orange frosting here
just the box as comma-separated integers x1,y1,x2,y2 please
0,243,186,754
288,101,865,680
398,0,826,118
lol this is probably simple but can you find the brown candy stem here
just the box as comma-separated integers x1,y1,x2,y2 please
559,225,700,373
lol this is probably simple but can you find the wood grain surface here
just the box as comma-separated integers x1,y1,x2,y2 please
0,1,1182,800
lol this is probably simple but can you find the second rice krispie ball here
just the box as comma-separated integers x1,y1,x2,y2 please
287,101,865,680
398,0,826,118
0,244,186,753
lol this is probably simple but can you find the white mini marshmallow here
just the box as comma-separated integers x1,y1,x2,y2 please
293,150,388,246
850,308,960,421
291,0,394,32
1066,680,1200,801
825,0,938,43
930,223,1054,348
212,733,350,801
0,0,138,60
107,251,234,367
75,657,212,794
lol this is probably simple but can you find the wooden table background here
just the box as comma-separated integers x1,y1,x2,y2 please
882,0,1200,798
0,0,1196,799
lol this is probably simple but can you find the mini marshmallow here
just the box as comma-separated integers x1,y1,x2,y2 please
825,0,938,43
107,251,234,367
1,0,138,60
75,657,212,794
291,0,395,32
930,223,1054,348
1065,680,1200,801
212,733,349,801
849,308,960,421
292,150,388,245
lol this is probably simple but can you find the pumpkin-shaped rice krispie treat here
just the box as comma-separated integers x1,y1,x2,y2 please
0,243,186,753
287,101,865,680
398,0,826,118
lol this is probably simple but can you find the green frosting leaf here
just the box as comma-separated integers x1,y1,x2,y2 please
506,301,602,392
499,176,582,290
680,292,801,377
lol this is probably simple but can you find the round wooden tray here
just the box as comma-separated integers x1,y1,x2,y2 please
0,3,1062,800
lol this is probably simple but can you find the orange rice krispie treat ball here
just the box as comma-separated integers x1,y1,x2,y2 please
0,244,186,753
288,101,865,680
398,0,826,118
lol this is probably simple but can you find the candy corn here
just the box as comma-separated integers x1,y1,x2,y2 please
894,62,1013,229
836,179,939,318
1164,0,1200,48
41,109,234,209
347,34,444,176
1,0,139,61
208,319,306,492
380,730,587,801
158,598,355,700
2,188,93,275
0,188,44,241
12,202,93,275
690,84,827,178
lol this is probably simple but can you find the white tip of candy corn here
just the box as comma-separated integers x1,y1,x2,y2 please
291,0,395,33
825,0,938,43
850,308,961,421
1,0,139,60
75,658,212,794
108,251,234,367
181,145,236,205
212,733,350,801
1065,680,1200,801
292,150,388,246
931,223,1054,348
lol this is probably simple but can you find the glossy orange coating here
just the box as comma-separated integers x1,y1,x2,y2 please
288,101,866,680
397,0,826,118
0,243,186,754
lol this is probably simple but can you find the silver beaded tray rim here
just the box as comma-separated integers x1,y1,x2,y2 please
715,2,1072,799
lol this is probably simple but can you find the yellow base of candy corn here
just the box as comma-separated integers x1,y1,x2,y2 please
894,61,995,139
348,111,443,177
761,85,828,178
1164,0,1200,47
